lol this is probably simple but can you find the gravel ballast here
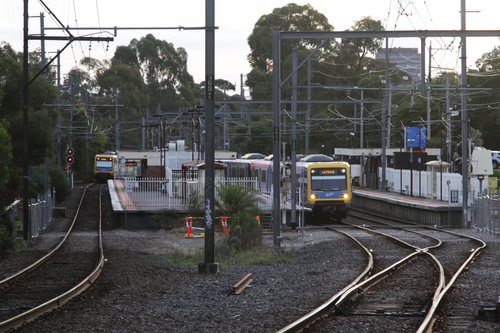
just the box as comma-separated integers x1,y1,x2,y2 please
3,186,500,332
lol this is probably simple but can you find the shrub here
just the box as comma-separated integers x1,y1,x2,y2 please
28,164,70,202
0,223,11,253
216,185,262,250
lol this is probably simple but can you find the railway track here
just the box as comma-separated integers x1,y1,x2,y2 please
0,184,105,332
278,210,486,332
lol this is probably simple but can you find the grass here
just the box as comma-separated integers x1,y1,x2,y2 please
163,241,289,270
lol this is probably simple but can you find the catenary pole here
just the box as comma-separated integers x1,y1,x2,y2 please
291,48,298,230
272,30,282,248
460,0,469,228
199,0,218,274
22,0,30,240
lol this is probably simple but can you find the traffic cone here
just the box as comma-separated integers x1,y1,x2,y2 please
256,215,260,225
222,216,228,235
185,216,193,238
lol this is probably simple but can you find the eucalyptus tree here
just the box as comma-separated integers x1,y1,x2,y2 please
467,46,500,149
132,34,198,111
246,3,335,101
245,7,394,153
0,42,58,203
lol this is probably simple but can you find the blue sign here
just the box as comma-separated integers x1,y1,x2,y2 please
407,127,426,149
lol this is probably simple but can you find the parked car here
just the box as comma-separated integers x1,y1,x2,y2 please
492,151,500,169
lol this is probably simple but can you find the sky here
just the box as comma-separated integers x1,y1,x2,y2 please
2,0,499,95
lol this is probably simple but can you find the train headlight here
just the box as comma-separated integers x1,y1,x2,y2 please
309,194,317,201
342,193,350,200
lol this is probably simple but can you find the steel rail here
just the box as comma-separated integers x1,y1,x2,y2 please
277,228,374,333
340,223,446,311
277,220,446,332
348,211,443,250
417,234,486,333
0,185,105,331
0,184,92,289
350,207,487,332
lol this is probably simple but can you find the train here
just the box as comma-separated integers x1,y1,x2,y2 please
93,151,118,182
296,155,352,221
219,153,352,222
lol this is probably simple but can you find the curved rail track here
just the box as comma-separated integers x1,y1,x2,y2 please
0,184,105,332
278,210,486,332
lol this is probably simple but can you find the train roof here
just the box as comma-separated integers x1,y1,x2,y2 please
299,154,333,162
240,153,266,159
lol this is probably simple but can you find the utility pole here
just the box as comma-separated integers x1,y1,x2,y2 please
460,0,470,228
290,48,298,230
199,0,218,274
56,50,62,168
305,58,312,155
114,89,121,151
446,75,452,172
381,37,389,191
39,13,46,68
272,30,282,248
360,89,364,148
22,0,30,241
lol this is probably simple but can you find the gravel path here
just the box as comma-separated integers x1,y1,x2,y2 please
3,186,500,332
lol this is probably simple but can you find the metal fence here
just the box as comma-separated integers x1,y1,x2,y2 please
28,188,55,239
471,193,500,235
117,176,271,211
4,188,55,240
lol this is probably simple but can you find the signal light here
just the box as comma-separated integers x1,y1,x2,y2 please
66,146,75,165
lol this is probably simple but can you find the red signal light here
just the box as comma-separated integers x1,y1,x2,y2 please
66,146,75,164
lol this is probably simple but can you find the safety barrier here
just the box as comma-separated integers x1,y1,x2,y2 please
184,216,205,238
183,215,262,238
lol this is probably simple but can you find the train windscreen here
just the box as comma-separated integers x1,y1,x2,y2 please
310,168,347,191
95,159,113,171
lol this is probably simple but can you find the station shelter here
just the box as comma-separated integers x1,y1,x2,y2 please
334,148,442,190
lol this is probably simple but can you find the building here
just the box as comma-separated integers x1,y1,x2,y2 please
376,47,421,83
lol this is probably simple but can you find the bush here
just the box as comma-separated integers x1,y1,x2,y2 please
29,164,70,202
216,185,262,250
0,223,12,253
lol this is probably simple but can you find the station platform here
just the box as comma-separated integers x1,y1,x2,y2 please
351,188,463,227
107,179,309,229
108,178,461,228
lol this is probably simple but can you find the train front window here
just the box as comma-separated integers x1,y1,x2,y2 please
310,168,347,191
96,160,112,170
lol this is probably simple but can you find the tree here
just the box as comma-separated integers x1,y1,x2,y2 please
0,42,59,204
132,34,198,110
334,17,385,77
246,3,335,100
467,45,500,149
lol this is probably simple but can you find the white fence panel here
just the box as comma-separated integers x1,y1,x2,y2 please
120,177,269,211
382,167,465,203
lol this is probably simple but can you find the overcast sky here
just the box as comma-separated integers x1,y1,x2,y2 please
2,0,499,94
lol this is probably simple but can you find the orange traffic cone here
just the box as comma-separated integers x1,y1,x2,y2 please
222,216,228,235
185,216,193,238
